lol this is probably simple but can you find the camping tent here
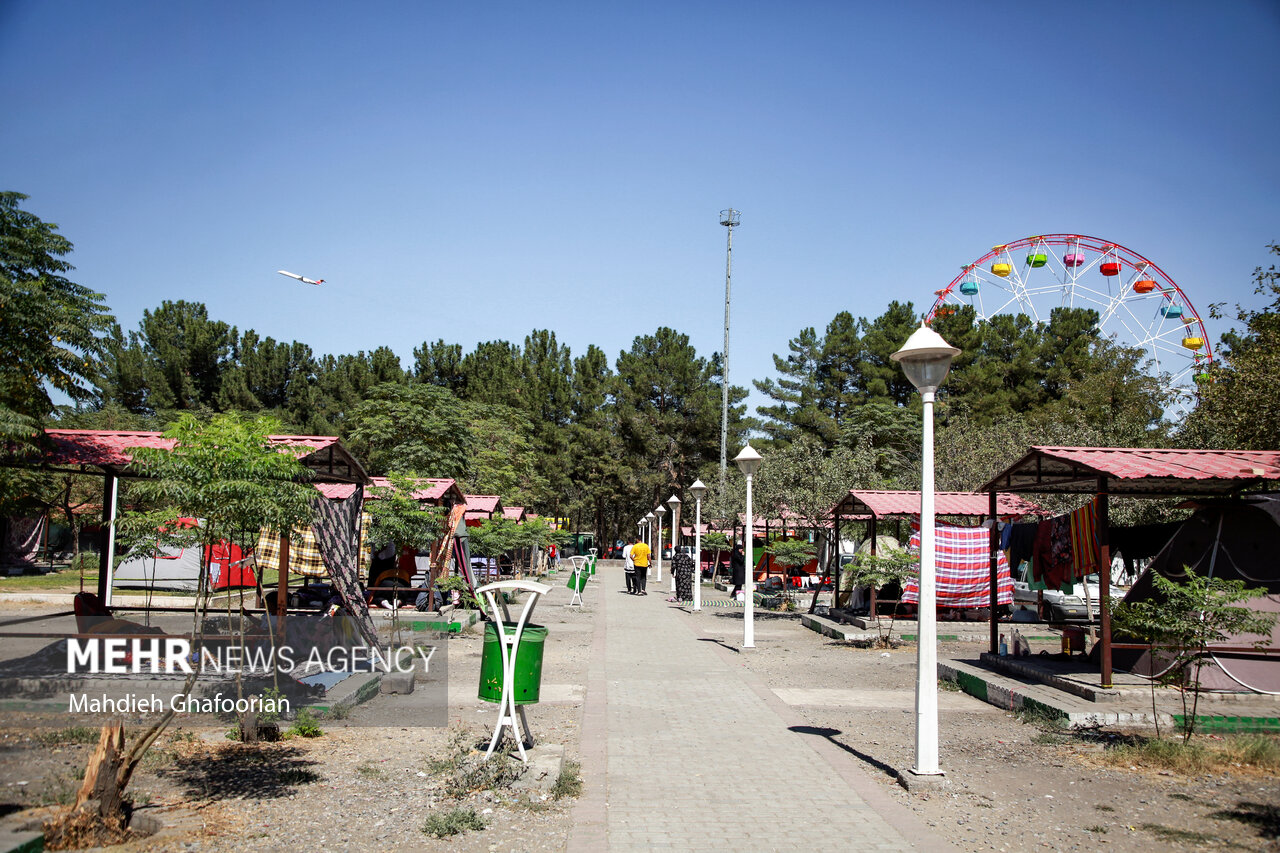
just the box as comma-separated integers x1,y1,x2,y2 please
1107,493,1280,693
113,519,254,592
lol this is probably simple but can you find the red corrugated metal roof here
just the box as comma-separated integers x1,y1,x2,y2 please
502,506,526,521
35,429,367,484
42,429,339,467
315,477,462,502
833,490,1045,519
464,495,502,513
979,446,1280,496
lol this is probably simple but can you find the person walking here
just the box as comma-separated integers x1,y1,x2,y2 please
672,548,694,602
630,537,651,595
623,541,636,594
729,543,746,600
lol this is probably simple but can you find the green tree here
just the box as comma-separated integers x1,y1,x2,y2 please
0,192,114,439
344,382,474,477
412,339,465,393
1181,242,1280,449
841,548,916,646
86,413,316,823
1110,567,1276,738
614,327,748,508
363,472,446,555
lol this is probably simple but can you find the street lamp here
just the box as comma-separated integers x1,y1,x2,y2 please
667,493,682,595
689,479,706,611
891,322,960,785
654,504,666,582
734,443,763,649
644,512,655,555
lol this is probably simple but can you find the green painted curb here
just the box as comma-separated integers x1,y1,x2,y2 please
1173,714,1280,733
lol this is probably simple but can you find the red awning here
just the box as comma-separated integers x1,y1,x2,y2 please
832,489,1045,519
980,446,1280,496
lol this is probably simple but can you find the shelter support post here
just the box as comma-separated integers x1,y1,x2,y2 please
868,516,878,615
1097,478,1112,688
989,490,999,655
277,533,289,644
96,471,119,604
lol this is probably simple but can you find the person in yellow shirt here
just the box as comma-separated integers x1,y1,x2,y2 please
630,538,651,595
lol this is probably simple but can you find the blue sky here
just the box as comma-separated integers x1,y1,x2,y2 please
4,1,1278,415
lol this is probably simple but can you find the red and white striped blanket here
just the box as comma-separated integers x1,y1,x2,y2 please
901,520,1013,608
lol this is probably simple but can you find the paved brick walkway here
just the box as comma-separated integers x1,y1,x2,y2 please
568,565,956,852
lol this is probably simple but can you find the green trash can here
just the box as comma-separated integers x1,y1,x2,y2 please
567,570,588,592
588,556,597,575
478,621,547,705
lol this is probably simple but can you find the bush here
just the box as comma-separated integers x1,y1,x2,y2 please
287,709,323,738
422,807,487,838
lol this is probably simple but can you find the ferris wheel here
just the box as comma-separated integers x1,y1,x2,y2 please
926,234,1213,394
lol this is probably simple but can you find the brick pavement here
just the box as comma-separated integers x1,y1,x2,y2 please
568,565,957,852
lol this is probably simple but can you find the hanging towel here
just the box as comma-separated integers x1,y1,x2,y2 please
902,520,1013,608
1068,500,1098,580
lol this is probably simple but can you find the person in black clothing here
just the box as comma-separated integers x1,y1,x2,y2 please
729,544,746,599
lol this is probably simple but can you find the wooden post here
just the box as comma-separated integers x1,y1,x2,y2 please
276,533,289,644
1097,478,1113,688
867,516,878,615
989,490,999,655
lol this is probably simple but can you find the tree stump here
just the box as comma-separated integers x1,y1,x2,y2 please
75,723,126,819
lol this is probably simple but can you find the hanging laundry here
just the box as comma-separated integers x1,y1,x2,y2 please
1069,500,1099,579
902,520,1013,608
1006,522,1039,573
1032,516,1074,588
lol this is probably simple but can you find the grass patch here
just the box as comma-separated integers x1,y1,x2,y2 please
1031,732,1071,746
422,807,487,838
1085,825,1108,834
551,760,582,800
1104,734,1280,776
37,726,100,746
356,761,384,779
937,678,962,693
1013,703,1067,731
1094,804,1115,812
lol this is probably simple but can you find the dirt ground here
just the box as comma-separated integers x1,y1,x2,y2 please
2,576,1278,851
689,605,1280,853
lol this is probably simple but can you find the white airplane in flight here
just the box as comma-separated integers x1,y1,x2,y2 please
276,270,324,285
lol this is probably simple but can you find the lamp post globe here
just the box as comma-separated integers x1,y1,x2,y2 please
890,322,959,784
733,443,763,649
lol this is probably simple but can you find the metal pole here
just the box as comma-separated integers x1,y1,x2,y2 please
912,390,941,777
670,501,680,595
719,209,739,497
743,470,755,649
655,518,663,583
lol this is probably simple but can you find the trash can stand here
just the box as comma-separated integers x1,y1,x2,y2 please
476,580,551,763
566,556,589,606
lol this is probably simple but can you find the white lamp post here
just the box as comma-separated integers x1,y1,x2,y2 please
667,493,682,594
689,479,706,611
734,443,763,649
891,322,960,784
644,512,655,555
654,505,666,582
